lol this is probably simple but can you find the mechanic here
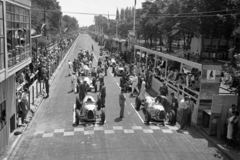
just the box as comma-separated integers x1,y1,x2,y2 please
79,80,87,102
104,62,108,76
92,76,97,93
139,79,146,100
100,82,106,108
99,69,104,84
75,96,82,125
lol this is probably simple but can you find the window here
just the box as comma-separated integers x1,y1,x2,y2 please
0,1,4,70
6,2,30,68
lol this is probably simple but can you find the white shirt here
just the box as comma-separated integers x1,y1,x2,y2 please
68,61,73,68
179,99,187,109
132,76,138,85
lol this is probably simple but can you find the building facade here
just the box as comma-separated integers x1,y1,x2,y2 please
0,0,31,153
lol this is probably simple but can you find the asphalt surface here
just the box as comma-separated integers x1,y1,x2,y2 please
5,34,229,160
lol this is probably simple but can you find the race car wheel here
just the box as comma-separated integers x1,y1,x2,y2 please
101,109,105,123
145,110,151,124
94,83,97,93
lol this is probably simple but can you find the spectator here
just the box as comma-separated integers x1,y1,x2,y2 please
228,104,237,119
232,111,240,146
187,98,194,127
179,96,189,130
159,82,168,96
227,111,238,146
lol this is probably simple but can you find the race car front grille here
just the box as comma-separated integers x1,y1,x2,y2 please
87,110,94,119
158,111,165,120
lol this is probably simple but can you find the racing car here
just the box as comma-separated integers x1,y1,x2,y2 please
135,96,167,124
115,64,125,76
73,95,105,124
109,58,116,67
82,77,95,91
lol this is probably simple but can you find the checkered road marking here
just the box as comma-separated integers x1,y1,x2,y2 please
35,125,188,138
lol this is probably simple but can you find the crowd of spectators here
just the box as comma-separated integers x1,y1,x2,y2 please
16,35,76,126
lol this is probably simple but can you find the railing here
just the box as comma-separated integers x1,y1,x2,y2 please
8,51,30,68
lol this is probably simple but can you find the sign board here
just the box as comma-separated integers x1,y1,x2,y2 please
207,70,216,81
128,30,135,36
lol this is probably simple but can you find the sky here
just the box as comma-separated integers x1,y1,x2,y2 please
58,0,147,27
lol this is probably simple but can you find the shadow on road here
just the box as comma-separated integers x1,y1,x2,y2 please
114,117,122,122
67,90,73,94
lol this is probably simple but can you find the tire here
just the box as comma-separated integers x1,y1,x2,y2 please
145,110,151,124
135,97,141,110
101,109,105,123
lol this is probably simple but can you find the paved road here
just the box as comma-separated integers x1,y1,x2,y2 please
6,34,229,160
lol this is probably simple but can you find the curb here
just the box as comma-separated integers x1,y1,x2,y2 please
2,36,79,160
192,124,235,160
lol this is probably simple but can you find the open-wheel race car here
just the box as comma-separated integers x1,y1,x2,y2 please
135,96,167,125
73,95,105,124
109,58,116,67
82,77,95,91
115,64,125,76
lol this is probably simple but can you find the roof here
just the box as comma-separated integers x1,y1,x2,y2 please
113,38,126,43
134,45,202,70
